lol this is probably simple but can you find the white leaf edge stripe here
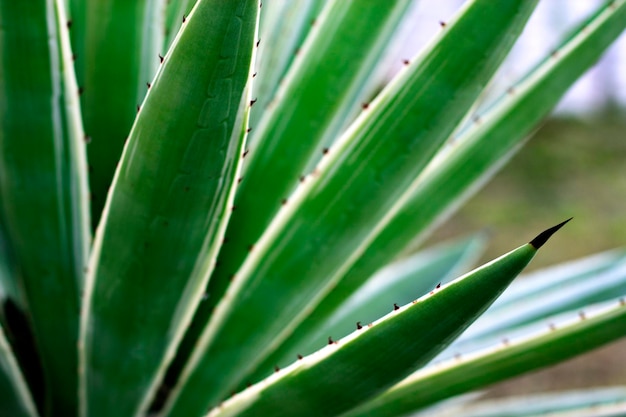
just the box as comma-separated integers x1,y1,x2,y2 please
388,297,626,393
0,324,38,417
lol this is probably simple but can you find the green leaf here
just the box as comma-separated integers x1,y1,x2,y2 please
248,0,325,132
248,234,487,383
452,249,626,351
489,249,625,309
80,0,166,226
204,225,558,417
168,0,419,398
322,0,626,331
66,0,86,87
78,1,259,416
0,322,38,417
0,0,90,414
163,2,539,413
163,0,195,52
346,298,626,417
204,0,416,320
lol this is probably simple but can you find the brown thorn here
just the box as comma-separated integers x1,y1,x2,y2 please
159,54,164,63
356,321,362,330
439,21,446,28
393,303,400,311
274,365,279,373
361,102,369,110
281,198,288,206
67,20,72,29
402,59,410,66
322,147,329,155
183,14,186,23
250,98,257,106
328,336,334,345
297,354,303,360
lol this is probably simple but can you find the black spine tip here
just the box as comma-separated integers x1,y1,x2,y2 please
529,218,572,249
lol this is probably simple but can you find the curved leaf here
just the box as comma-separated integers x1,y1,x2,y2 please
206,225,557,417
248,234,486,382
78,1,259,416
0,0,90,413
0,322,38,417
163,3,538,413
347,298,626,417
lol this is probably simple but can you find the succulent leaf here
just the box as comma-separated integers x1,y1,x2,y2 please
189,0,418,362
0,0,90,414
205,227,554,417
163,3,539,413
80,0,167,225
248,234,487,382
78,1,259,416
265,0,626,375
0,0,623,415
346,297,626,417
0,319,38,417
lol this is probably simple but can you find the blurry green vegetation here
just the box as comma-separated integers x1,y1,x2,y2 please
430,113,626,270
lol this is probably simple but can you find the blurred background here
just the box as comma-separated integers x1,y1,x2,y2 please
390,0,626,401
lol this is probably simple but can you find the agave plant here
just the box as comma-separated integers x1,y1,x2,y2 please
0,0,625,416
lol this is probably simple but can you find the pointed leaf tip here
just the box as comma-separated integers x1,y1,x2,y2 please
529,218,572,249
